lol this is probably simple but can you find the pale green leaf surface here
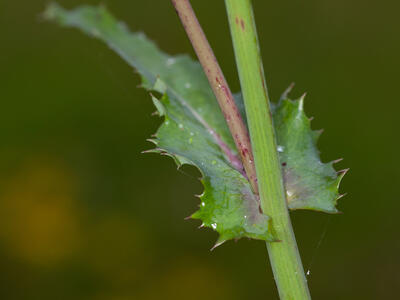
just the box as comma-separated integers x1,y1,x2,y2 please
45,4,345,244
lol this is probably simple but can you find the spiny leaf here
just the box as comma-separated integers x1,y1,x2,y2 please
44,3,346,244
44,3,275,244
235,90,345,213
273,94,346,213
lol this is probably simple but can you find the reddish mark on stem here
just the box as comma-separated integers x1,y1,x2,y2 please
216,77,234,103
235,16,245,31
240,19,245,31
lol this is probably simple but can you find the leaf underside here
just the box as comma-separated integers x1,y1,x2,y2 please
45,3,346,246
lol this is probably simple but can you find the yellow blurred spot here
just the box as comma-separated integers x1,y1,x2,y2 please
0,157,81,266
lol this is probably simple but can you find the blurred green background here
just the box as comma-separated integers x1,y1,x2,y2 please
0,0,399,299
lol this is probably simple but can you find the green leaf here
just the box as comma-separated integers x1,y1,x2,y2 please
273,95,346,213
44,3,346,243
44,3,275,245
236,89,345,213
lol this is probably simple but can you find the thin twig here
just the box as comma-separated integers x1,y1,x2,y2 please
171,0,258,194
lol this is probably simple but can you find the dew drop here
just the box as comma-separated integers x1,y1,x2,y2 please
201,202,205,207
211,223,217,229
166,58,175,66
178,123,184,129
277,145,285,152
190,132,194,136
306,270,311,276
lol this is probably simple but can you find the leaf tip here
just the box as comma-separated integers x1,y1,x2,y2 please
210,238,227,251
141,148,161,154
337,168,350,176
332,158,344,164
153,77,167,94
298,92,307,110
150,93,166,116
280,82,296,100
146,138,158,145
313,128,324,142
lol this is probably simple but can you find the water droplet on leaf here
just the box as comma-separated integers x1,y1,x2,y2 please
166,58,175,66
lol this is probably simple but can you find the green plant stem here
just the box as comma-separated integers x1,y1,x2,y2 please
224,0,311,299
171,0,259,194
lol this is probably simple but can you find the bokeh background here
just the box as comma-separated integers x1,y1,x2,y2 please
1,0,399,299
